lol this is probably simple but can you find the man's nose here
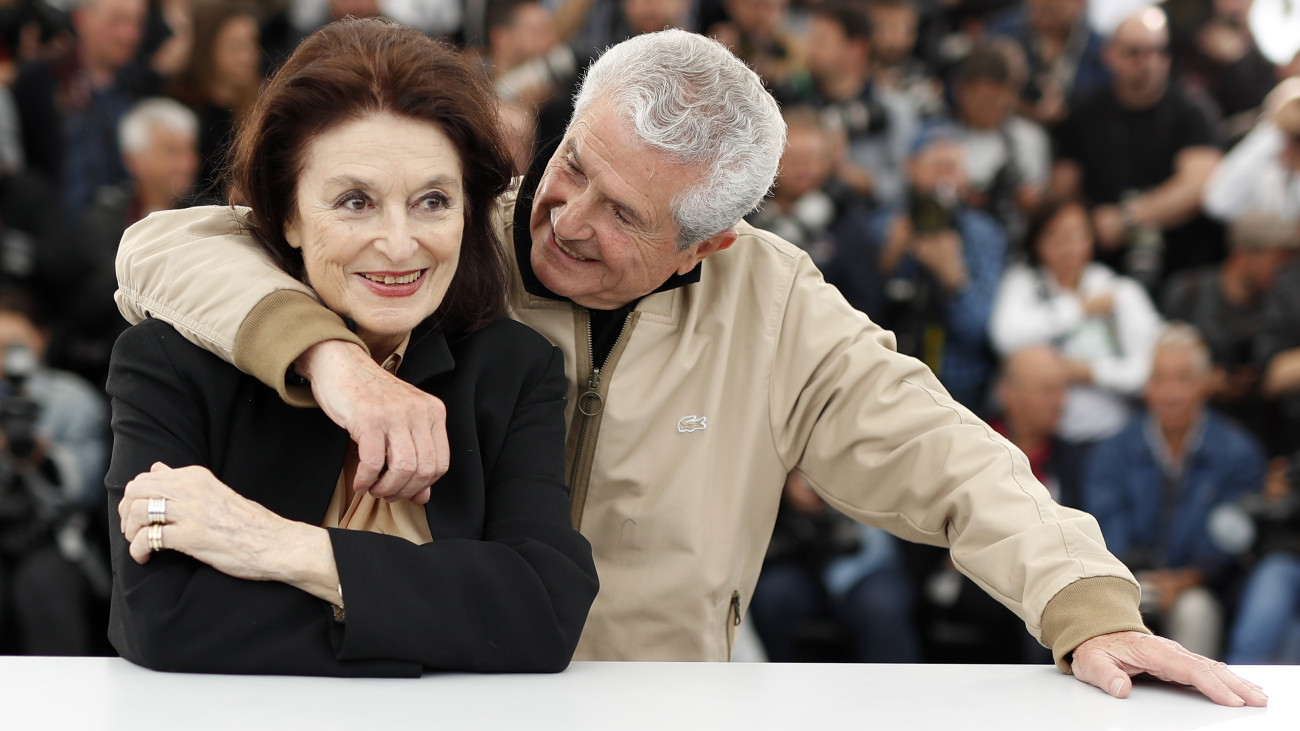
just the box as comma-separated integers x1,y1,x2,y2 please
551,192,596,242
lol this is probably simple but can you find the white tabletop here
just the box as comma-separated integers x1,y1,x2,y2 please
7,657,1292,730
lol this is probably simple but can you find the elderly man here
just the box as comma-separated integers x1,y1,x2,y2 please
1051,6,1223,290
114,30,1263,705
1084,324,1267,657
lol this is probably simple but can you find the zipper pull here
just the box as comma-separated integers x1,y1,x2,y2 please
578,367,604,416
730,591,742,626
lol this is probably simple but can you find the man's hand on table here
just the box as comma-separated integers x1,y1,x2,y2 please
296,340,449,504
1071,631,1268,707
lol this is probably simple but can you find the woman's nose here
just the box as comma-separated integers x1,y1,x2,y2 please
374,211,419,263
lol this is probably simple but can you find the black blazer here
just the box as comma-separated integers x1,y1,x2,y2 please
105,317,597,676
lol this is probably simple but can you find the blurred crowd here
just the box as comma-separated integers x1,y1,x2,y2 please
0,0,1297,666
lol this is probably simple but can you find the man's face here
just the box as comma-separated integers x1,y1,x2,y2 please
1144,346,1210,434
869,5,918,66
1244,248,1297,293
957,78,1014,130
1027,0,1084,36
776,124,832,200
529,102,727,310
126,122,199,207
0,312,45,366
907,140,967,196
805,16,857,81
497,3,558,69
725,0,788,39
1105,17,1171,104
622,0,690,36
999,349,1067,436
75,0,146,72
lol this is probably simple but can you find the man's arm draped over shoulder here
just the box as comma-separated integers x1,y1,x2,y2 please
115,206,362,405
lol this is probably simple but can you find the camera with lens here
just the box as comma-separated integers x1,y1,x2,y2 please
0,343,40,460
818,97,890,140
1209,454,1300,561
909,189,959,235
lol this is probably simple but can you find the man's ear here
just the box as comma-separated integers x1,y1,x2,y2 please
676,229,738,274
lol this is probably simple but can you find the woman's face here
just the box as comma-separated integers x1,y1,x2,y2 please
1036,204,1093,285
213,14,261,88
284,113,464,355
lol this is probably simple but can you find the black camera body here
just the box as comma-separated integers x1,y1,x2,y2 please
0,343,40,459
909,191,958,234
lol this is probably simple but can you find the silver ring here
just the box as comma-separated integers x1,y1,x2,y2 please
147,497,167,525
148,524,164,552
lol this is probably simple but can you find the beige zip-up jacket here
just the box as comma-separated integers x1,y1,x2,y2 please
115,195,1147,669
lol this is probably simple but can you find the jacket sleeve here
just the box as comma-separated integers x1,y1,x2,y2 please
769,252,1144,670
328,343,598,673
114,206,364,405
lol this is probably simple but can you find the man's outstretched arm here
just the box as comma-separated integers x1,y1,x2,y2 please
115,206,449,503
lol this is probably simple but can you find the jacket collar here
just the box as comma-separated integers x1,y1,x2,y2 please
397,324,456,386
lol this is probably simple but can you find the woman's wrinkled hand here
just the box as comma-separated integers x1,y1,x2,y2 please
119,463,294,579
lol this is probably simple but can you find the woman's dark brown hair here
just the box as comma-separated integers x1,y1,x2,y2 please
1023,196,1096,267
227,17,514,333
168,0,262,117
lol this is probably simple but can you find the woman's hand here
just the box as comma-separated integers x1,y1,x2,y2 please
118,463,340,603
1082,293,1116,317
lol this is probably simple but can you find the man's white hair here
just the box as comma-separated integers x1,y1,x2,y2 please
571,29,786,249
1155,322,1212,376
119,97,198,155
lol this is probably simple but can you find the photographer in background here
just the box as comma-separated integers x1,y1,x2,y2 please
871,122,1007,411
748,472,921,664
0,289,108,655
775,1,919,208
1222,452,1300,664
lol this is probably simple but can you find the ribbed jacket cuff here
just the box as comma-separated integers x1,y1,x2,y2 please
232,290,365,407
1041,576,1150,673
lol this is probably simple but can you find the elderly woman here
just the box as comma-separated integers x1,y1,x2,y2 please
989,198,1162,447
105,19,598,676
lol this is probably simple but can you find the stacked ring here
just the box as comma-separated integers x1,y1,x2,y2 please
147,497,167,525
148,523,164,552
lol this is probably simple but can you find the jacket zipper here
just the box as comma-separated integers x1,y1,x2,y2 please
726,591,742,657
567,310,635,528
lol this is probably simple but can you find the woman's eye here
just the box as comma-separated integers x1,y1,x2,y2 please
418,193,450,211
337,192,369,211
